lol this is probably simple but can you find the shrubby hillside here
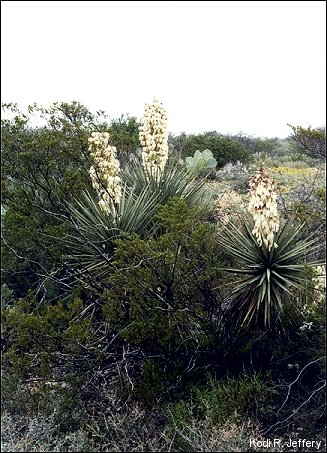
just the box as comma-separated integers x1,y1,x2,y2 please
1,100,326,452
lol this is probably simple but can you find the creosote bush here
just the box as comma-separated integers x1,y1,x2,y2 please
101,197,226,402
2,198,225,406
104,199,220,341
1,295,96,381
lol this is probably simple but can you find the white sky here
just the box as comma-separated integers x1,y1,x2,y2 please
1,0,326,138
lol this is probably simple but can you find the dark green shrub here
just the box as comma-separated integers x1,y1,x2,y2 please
108,114,141,166
104,198,221,349
1,294,95,380
170,131,249,167
287,124,326,160
1,102,106,300
99,198,226,402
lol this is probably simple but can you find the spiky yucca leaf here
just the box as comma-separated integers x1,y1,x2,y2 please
218,215,323,328
65,184,158,288
121,155,205,207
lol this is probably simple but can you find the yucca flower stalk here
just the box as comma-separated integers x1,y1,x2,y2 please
139,98,168,178
218,169,323,329
248,167,279,251
65,104,205,290
88,132,122,217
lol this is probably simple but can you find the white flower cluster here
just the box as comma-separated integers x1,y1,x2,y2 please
248,167,280,251
139,98,168,177
299,321,314,331
88,132,122,215
312,265,326,304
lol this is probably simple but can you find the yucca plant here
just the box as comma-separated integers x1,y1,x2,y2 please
64,157,206,292
218,215,323,329
65,184,158,290
121,155,206,207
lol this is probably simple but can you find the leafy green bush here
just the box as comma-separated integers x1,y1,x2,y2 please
287,124,326,160
1,102,105,300
104,198,220,346
108,114,140,166
1,295,96,381
99,198,226,402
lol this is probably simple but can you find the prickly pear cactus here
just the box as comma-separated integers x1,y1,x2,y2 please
185,149,217,175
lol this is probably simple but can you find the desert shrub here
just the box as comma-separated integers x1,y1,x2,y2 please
107,114,140,166
169,131,249,168
278,181,326,248
1,102,104,300
213,190,246,224
230,133,280,155
1,293,112,435
164,373,275,452
2,198,225,408
104,198,220,344
287,124,326,160
1,293,97,385
216,160,250,192
100,197,225,402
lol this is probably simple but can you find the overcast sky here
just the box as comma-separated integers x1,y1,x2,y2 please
1,0,326,138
